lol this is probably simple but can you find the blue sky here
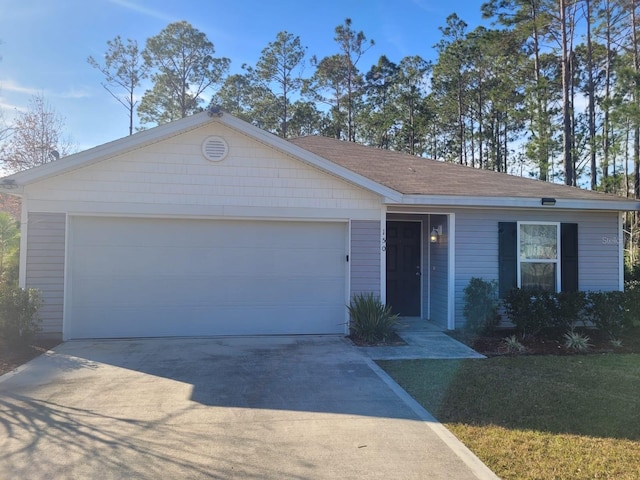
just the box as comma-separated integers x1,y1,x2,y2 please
0,0,487,151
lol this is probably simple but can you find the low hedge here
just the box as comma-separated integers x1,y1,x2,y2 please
502,284,639,337
463,277,500,333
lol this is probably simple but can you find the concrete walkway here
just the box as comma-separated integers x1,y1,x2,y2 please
356,317,486,360
0,334,496,480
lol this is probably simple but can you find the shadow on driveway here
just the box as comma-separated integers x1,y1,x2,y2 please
0,391,315,479
0,336,495,480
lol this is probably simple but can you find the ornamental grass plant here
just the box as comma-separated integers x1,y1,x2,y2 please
347,293,398,344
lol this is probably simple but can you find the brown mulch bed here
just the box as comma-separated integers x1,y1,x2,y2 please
0,339,61,376
448,328,640,357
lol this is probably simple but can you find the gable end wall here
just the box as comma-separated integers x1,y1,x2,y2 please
23,123,382,220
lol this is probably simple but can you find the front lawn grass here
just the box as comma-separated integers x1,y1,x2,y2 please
378,355,640,480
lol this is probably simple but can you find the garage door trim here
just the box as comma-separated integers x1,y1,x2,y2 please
64,215,350,339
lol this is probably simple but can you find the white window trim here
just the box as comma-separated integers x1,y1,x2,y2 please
516,221,561,292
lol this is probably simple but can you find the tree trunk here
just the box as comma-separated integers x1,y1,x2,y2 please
602,0,614,183
560,0,574,186
532,1,549,181
586,0,598,189
477,69,484,169
632,4,640,198
458,76,465,164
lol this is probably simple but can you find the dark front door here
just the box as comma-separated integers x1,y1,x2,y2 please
386,221,421,316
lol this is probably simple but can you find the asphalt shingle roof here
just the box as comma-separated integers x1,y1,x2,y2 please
289,136,626,202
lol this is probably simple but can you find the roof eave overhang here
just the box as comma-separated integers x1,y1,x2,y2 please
393,194,640,211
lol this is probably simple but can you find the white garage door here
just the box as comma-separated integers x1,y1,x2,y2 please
66,217,347,339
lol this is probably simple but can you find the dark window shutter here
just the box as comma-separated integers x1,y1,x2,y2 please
498,222,517,297
561,223,579,292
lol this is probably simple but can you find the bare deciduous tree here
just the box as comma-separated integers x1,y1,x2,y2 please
0,94,74,173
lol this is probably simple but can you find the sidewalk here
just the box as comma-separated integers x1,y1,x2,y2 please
354,318,486,360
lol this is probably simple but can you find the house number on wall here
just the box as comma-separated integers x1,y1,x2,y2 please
381,228,386,252
602,236,619,245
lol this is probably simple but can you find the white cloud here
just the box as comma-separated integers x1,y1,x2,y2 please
0,79,92,100
59,87,92,99
410,0,440,13
108,0,175,22
0,79,41,96
0,102,27,113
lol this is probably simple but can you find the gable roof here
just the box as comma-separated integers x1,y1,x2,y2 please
0,111,402,202
289,136,640,211
1,110,637,211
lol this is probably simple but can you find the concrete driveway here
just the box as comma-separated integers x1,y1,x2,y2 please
0,336,497,479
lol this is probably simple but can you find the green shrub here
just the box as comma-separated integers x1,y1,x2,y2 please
625,261,640,282
0,213,20,285
585,291,626,338
503,288,554,336
503,289,588,334
501,286,637,339
0,285,41,347
623,280,640,328
463,277,499,333
348,293,398,344
552,291,587,330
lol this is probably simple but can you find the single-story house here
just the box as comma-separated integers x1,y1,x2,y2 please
1,110,638,341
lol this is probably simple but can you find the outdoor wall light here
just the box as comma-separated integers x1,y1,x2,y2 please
541,197,556,206
430,225,443,243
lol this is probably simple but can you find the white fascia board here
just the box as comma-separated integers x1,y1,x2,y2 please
396,194,640,212
2,112,216,186
218,114,403,203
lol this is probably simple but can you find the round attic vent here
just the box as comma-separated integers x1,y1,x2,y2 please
202,136,229,162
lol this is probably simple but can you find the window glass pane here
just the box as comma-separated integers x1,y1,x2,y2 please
521,263,556,291
520,224,557,260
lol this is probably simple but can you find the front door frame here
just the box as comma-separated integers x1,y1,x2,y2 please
381,209,456,330
385,219,423,317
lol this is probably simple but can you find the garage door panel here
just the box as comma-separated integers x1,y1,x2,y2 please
232,249,345,276
70,304,346,338
73,219,345,249
73,221,217,247
72,275,345,308
74,246,345,278
67,217,347,338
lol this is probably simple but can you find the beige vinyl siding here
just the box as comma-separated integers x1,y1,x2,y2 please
25,212,65,339
24,123,382,220
453,209,620,327
350,220,381,298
